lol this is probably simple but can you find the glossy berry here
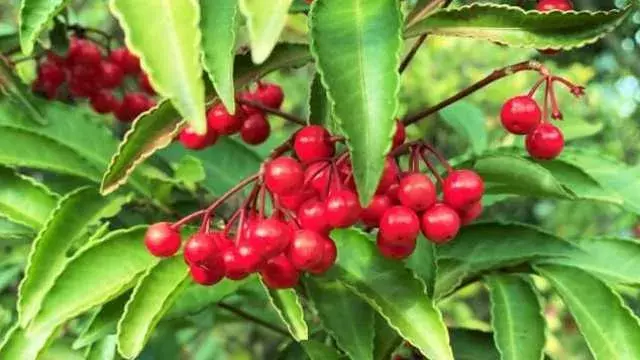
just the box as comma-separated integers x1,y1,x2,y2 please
525,123,564,160
222,244,261,280
70,39,102,66
38,62,65,87
109,47,141,74
304,162,332,195
536,0,573,11
240,113,271,145
376,157,400,194
421,203,461,244
207,103,245,135
68,77,96,98
308,237,337,275
178,124,218,150
297,198,330,234
189,264,224,286
138,73,155,94
392,119,406,148
397,173,437,212
144,222,181,257
246,217,292,258
264,156,304,195
116,92,154,122
90,91,118,114
325,189,362,228
500,96,542,135
376,232,415,260
378,206,420,247
278,188,315,211
442,170,484,211
294,125,335,163
184,233,219,267
361,194,393,227
238,91,261,116
98,61,124,89
459,201,483,225
288,230,325,270
254,83,284,109
70,63,100,82
260,254,300,289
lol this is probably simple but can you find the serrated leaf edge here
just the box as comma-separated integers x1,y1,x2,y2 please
259,279,309,341
0,166,58,229
18,0,67,54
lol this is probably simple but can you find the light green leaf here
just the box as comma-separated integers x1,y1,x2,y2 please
30,226,157,333
18,187,130,327
449,329,500,360
172,155,206,190
406,235,437,297
302,340,342,360
200,0,238,113
0,166,58,229
0,218,33,241
0,58,46,124
239,0,294,64
166,278,252,319
18,0,68,54
86,335,117,360
310,0,402,206
117,257,189,359
535,264,640,360
0,323,58,360
557,118,603,141
330,228,453,360
405,4,631,51
308,72,333,128
74,294,130,350
110,0,207,133
261,281,308,341
439,102,487,155
486,274,545,360
306,277,374,360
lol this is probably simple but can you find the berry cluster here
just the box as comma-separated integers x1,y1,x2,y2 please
144,121,485,288
178,82,284,150
32,37,155,122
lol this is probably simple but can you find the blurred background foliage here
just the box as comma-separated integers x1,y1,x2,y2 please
0,0,639,359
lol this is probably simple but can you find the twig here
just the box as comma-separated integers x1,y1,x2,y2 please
218,302,290,337
237,98,306,126
399,34,427,74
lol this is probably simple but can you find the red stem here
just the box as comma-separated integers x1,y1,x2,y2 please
236,98,306,126
420,147,444,184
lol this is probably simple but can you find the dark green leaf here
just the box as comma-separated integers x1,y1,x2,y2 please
449,328,500,360
302,340,342,360
0,218,33,241
238,0,294,63
439,102,487,155
406,235,437,297
373,314,402,360
308,72,333,128
74,294,130,350
0,59,46,124
262,281,308,341
166,278,252,319
18,0,69,54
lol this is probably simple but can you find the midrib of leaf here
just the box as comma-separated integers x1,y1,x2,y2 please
491,279,517,360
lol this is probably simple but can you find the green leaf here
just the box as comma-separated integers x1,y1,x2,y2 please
449,329,500,360
0,323,58,360
305,277,374,360
0,218,33,241
86,335,117,360
310,0,402,206
534,264,640,360
406,235,437,297
200,0,238,113
0,59,46,124
373,314,402,360
110,0,207,133
117,257,189,359
485,274,545,360
261,281,308,341
0,166,58,229
239,0,294,64
18,187,130,327
308,72,333,128
405,4,631,51
439,102,487,155
18,0,68,55
301,340,342,360
330,228,453,360
556,118,603,141
166,278,252,319
74,294,130,350
30,226,157,333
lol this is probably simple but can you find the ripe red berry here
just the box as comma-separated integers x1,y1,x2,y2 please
525,123,564,160
376,232,415,260
379,206,420,247
442,170,484,211
392,119,406,148
108,47,141,74
90,91,118,114
178,124,219,150
260,254,300,289
69,39,102,66
500,96,542,135
98,61,124,89
33,78,58,99
297,198,330,234
222,244,261,280
536,0,573,11
246,217,292,258
376,157,400,194
304,162,332,195
38,61,65,87
116,92,155,122
458,201,482,225
307,237,337,275
288,230,325,270
264,156,304,195
184,233,220,267
238,91,261,115
207,103,246,135
189,264,224,286
278,188,315,211
325,189,362,228
397,173,437,212
138,72,155,95
144,222,181,257
69,63,100,82
361,194,393,227
420,203,461,244
254,83,284,109
68,76,96,98
240,113,271,145
293,125,335,163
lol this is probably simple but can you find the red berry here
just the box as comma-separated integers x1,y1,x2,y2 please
260,254,300,289
115,92,155,122
500,96,542,135
246,217,292,258
459,201,482,225
240,113,271,145
144,222,181,257
32,79,58,99
207,103,246,135
278,188,315,211
288,230,325,270
38,61,65,87
45,51,65,66
293,125,335,163
109,47,141,74
420,203,461,244
361,194,393,227
183,233,220,267
392,119,406,148
304,162,332,195
222,244,262,280
442,170,484,211
69,39,102,66
376,232,415,260
307,237,337,275
325,189,362,228
90,90,118,114
376,157,399,194
397,173,437,212
98,61,124,89
378,206,420,247
138,72,155,95
386,181,400,202
525,123,564,160
69,63,100,82
68,77,96,98
254,82,284,109
536,0,573,11
238,91,261,115
297,198,330,234
264,156,304,195
189,264,224,286
178,124,219,150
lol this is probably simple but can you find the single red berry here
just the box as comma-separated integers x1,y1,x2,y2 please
500,96,542,135
287,230,325,270
361,194,393,227
222,244,262,280
378,206,420,247
115,92,155,122
392,119,406,148
38,61,65,87
421,203,461,244
325,189,362,228
254,82,284,109
293,125,335,163
536,0,573,11
32,78,58,99
260,254,300,289
397,173,437,212
376,232,415,260
69,39,102,66
264,156,304,195
307,237,337,275
304,162,332,195
278,188,315,211
108,47,141,74
525,123,564,160
207,103,246,135
178,124,219,150
246,217,292,259
189,264,224,286
184,233,220,267
386,181,400,202
144,222,181,257
442,170,484,211
297,198,330,234
238,91,261,115
458,201,483,225
138,72,155,95
90,90,119,114
376,157,400,194
98,61,124,89
240,113,271,145
45,50,65,66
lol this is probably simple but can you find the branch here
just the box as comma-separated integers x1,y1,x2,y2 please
237,98,306,126
218,302,291,337
399,34,427,74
